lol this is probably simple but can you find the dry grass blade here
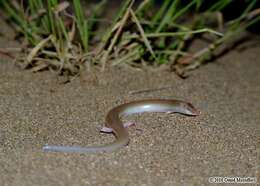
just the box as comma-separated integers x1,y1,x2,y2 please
30,61,49,72
68,20,76,42
112,44,141,66
24,35,53,68
100,0,135,71
54,1,70,14
130,9,157,61
247,8,260,19
33,57,77,73
28,9,46,21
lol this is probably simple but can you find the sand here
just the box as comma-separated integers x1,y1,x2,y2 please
0,34,259,186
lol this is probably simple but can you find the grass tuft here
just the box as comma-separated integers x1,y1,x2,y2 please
0,0,259,77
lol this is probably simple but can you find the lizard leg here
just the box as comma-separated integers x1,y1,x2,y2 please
100,121,136,133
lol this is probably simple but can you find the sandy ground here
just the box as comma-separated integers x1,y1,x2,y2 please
0,34,259,185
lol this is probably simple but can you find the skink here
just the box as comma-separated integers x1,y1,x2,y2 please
43,99,199,153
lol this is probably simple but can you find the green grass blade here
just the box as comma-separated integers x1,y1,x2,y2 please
73,0,89,51
208,0,232,11
171,0,197,23
156,0,180,33
151,0,171,24
88,0,107,31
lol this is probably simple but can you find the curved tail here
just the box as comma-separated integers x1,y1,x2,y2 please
43,134,129,153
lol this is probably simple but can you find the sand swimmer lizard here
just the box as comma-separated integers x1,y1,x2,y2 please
43,99,199,153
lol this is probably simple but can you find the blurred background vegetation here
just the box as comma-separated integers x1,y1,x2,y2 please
0,0,259,77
